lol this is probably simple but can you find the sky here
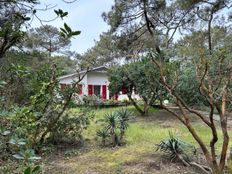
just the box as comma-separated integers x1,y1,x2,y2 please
31,0,114,54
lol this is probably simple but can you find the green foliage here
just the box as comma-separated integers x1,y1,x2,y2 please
49,108,94,144
156,132,196,163
0,65,93,155
104,99,119,106
23,165,41,174
0,52,77,105
25,25,71,55
82,95,103,106
79,31,120,67
60,23,81,38
108,58,163,116
12,149,41,162
9,136,27,146
54,9,68,19
175,63,205,106
97,108,133,146
96,129,110,146
117,108,133,132
0,0,80,59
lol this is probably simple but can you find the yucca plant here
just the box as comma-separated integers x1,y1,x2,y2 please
97,108,133,147
96,129,110,146
116,108,133,143
156,132,196,165
103,112,118,146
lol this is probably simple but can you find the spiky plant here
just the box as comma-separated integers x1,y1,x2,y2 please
96,129,110,146
103,112,118,146
156,132,196,164
116,108,133,143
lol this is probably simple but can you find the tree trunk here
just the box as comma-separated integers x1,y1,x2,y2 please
143,102,149,116
127,93,145,116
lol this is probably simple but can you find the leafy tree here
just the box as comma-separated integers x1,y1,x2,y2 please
0,0,36,58
108,58,162,116
0,0,80,59
25,25,71,56
0,50,77,106
79,31,121,68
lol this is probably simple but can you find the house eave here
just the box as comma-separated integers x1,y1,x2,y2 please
58,65,108,81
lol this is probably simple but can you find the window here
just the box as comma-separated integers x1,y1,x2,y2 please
94,85,101,97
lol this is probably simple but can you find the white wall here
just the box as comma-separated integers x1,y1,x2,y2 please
118,93,141,101
59,72,110,99
59,71,141,101
87,72,108,85
87,72,109,99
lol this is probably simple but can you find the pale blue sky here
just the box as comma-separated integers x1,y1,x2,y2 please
31,0,114,54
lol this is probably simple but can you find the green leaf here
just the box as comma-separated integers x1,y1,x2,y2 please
54,9,59,15
60,28,67,34
23,17,31,21
32,166,40,173
64,23,72,33
24,167,32,174
61,12,68,17
60,32,66,38
71,31,81,36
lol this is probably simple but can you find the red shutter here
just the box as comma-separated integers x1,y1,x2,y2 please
122,87,127,94
77,84,82,95
102,85,107,100
88,85,93,96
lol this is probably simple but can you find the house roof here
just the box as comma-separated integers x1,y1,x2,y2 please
58,65,108,80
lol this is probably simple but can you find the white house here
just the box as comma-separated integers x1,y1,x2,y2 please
58,66,139,101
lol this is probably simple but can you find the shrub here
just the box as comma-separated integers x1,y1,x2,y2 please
82,95,103,106
104,99,119,106
48,108,94,144
121,99,130,105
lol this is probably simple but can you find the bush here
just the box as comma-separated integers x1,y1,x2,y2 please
48,108,94,144
104,99,119,106
121,99,130,105
82,95,103,106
